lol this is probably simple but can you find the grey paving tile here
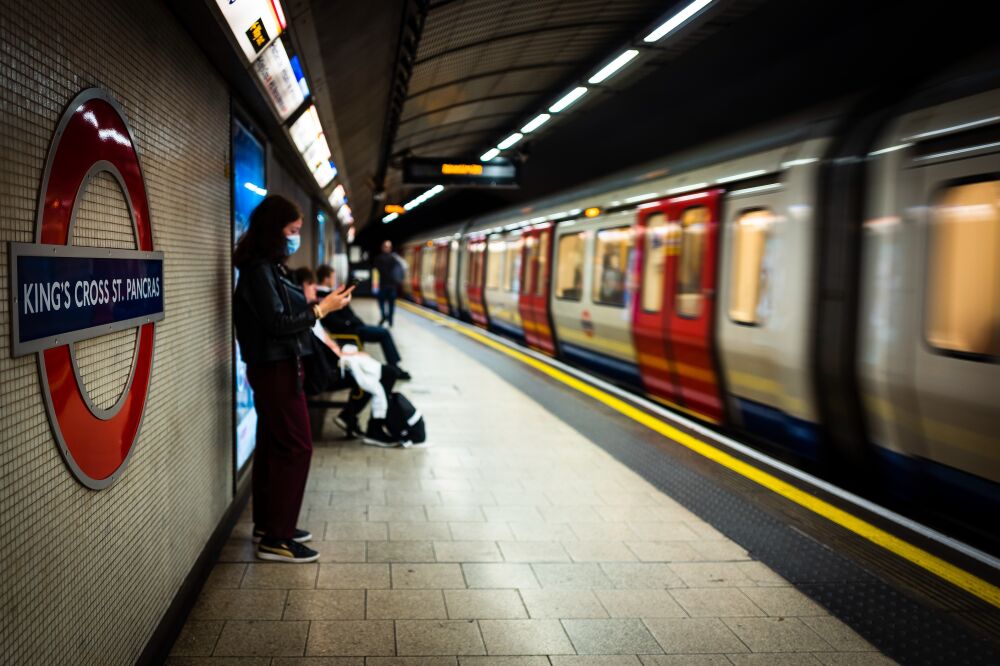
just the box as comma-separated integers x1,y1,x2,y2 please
463,563,540,589
396,620,487,655
213,620,309,656
190,589,287,621
813,653,898,665
540,506,604,523
740,587,827,617
306,620,396,656
391,522,453,541
726,654,823,665
392,563,467,589
639,656,732,666
427,506,486,522
628,522,702,542
435,541,504,563
367,589,448,619
570,523,640,542
451,523,515,541
550,657,642,666
562,618,663,654
203,564,247,590
689,541,751,561
800,616,877,651
312,541,367,562
601,563,684,589
479,619,576,655
520,589,607,619
458,657,549,666
625,542,701,563
669,588,765,618
498,541,571,563
169,620,223,656
532,563,613,589
445,590,528,619
723,617,833,652
326,522,389,541
737,561,787,586
368,541,437,563
595,590,687,619
668,562,754,588
643,618,748,654
316,563,390,589
366,659,457,666
241,563,319,589
563,542,636,562
370,505,427,523
283,590,365,620
166,658,271,666
271,657,364,665
509,522,577,541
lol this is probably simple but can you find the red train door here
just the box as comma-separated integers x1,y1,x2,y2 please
631,205,684,406
435,243,450,314
410,247,423,305
466,237,489,328
518,231,539,348
665,190,724,423
531,225,556,354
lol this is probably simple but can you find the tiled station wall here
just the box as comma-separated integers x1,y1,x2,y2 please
0,1,234,663
267,150,316,270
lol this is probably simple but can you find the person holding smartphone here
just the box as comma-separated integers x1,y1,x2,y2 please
233,195,355,563
313,265,411,381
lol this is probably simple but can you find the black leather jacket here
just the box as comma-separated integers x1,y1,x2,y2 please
234,260,317,366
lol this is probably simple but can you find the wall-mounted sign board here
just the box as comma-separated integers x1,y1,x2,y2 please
403,157,520,188
215,0,286,63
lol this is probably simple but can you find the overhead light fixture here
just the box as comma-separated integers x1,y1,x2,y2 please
289,105,323,152
584,207,601,218
480,148,500,162
311,160,337,188
549,87,588,113
644,0,714,43
588,50,640,84
497,133,524,150
382,212,399,223
328,184,347,209
521,114,551,133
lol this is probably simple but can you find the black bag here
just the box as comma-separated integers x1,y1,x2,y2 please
384,392,426,444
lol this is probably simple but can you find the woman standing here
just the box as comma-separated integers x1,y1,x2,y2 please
233,195,354,563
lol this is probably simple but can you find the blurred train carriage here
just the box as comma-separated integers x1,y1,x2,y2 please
399,63,1000,543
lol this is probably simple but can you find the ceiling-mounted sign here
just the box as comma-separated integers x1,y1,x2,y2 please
253,37,305,120
10,89,164,490
403,156,520,188
329,184,347,209
290,105,323,152
215,0,287,63
312,160,337,188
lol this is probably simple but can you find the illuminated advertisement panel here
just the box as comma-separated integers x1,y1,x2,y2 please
289,105,323,153
252,37,305,121
232,118,266,475
215,0,286,63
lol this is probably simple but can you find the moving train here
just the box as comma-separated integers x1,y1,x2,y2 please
397,61,1000,541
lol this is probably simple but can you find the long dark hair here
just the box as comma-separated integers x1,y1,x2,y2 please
233,195,301,269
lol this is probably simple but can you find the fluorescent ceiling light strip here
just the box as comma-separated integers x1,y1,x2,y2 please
480,148,500,161
644,0,714,42
549,87,588,113
717,169,767,184
727,183,783,197
382,213,399,223
497,133,524,150
521,114,551,133
913,140,1000,162
588,50,640,84
781,158,819,168
624,192,659,203
908,116,1000,141
868,143,914,157
666,182,708,194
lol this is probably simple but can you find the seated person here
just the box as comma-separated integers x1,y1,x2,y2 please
282,269,405,447
313,264,411,380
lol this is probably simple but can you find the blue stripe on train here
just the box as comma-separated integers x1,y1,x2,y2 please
489,318,526,343
736,398,820,461
560,342,644,388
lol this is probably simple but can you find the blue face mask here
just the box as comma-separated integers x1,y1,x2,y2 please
285,233,301,256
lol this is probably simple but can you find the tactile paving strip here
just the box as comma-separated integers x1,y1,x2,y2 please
412,312,1000,664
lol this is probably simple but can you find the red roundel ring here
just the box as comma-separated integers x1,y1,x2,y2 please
36,89,157,489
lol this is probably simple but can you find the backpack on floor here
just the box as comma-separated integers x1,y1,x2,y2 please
384,392,426,444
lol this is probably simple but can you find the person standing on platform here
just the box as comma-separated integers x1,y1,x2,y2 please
233,195,354,564
315,264,412,380
373,239,405,327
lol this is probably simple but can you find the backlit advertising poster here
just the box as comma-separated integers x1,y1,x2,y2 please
232,118,266,475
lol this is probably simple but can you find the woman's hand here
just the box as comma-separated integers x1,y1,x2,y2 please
319,284,355,313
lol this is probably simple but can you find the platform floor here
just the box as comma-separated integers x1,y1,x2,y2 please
169,300,893,665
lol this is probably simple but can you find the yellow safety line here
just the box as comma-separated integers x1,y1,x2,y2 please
400,300,1000,609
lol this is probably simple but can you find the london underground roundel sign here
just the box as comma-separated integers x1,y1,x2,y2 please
9,89,164,489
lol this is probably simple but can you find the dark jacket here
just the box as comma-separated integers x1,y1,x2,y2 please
234,260,317,366
320,301,365,334
374,252,404,289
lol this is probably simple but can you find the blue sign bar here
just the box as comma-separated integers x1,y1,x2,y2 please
10,243,165,356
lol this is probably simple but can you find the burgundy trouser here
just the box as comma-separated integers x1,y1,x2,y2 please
247,358,313,540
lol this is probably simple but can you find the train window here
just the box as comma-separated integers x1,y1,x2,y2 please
926,180,1000,358
642,213,669,313
505,239,522,293
593,226,634,307
676,206,709,318
486,239,505,289
523,235,538,295
729,209,775,325
536,231,550,297
555,232,585,301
